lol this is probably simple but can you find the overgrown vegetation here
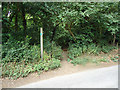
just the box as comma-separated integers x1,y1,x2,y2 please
68,43,117,60
2,37,61,79
1,2,119,79
69,53,118,66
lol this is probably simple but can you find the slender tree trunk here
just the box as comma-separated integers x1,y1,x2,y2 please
65,23,76,41
68,27,76,41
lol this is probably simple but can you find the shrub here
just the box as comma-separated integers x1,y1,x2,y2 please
51,45,63,59
48,58,61,70
44,40,63,59
87,44,100,55
68,47,82,60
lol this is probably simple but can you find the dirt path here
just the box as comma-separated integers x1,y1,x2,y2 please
2,50,118,88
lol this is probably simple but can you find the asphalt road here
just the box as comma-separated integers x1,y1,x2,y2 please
18,65,118,88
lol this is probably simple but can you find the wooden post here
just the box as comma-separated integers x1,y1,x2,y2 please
40,28,43,60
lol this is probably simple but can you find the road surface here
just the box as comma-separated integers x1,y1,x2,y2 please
18,65,118,88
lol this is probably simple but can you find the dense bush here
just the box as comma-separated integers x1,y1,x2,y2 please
1,37,61,79
2,36,40,63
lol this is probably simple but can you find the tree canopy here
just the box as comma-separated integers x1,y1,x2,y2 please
2,2,119,46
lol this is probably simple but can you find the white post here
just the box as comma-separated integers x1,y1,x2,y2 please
40,28,43,60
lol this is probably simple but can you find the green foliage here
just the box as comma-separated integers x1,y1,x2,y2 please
44,40,63,59
99,58,109,62
51,45,63,59
68,43,117,66
2,2,119,46
68,43,117,59
68,47,82,60
48,58,61,70
2,37,61,79
67,58,70,62
2,58,61,79
2,36,40,63
101,45,117,53
2,2,119,79
71,57,89,66
87,44,100,55
84,44,116,55
111,56,118,62
92,59,100,65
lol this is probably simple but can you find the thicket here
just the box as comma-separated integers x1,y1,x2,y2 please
1,2,119,79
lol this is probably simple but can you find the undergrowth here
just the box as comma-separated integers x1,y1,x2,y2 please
71,57,89,66
68,43,117,60
1,37,61,79
68,43,118,65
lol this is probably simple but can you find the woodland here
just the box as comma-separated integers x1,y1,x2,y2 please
1,2,119,79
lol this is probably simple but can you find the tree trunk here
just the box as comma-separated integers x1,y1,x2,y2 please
68,28,76,41
65,23,76,41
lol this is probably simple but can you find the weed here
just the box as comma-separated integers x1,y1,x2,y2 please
68,47,82,60
67,58,70,62
92,59,100,65
99,58,109,62
71,57,89,66
111,56,118,62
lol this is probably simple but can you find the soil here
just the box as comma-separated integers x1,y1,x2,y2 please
2,49,118,88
